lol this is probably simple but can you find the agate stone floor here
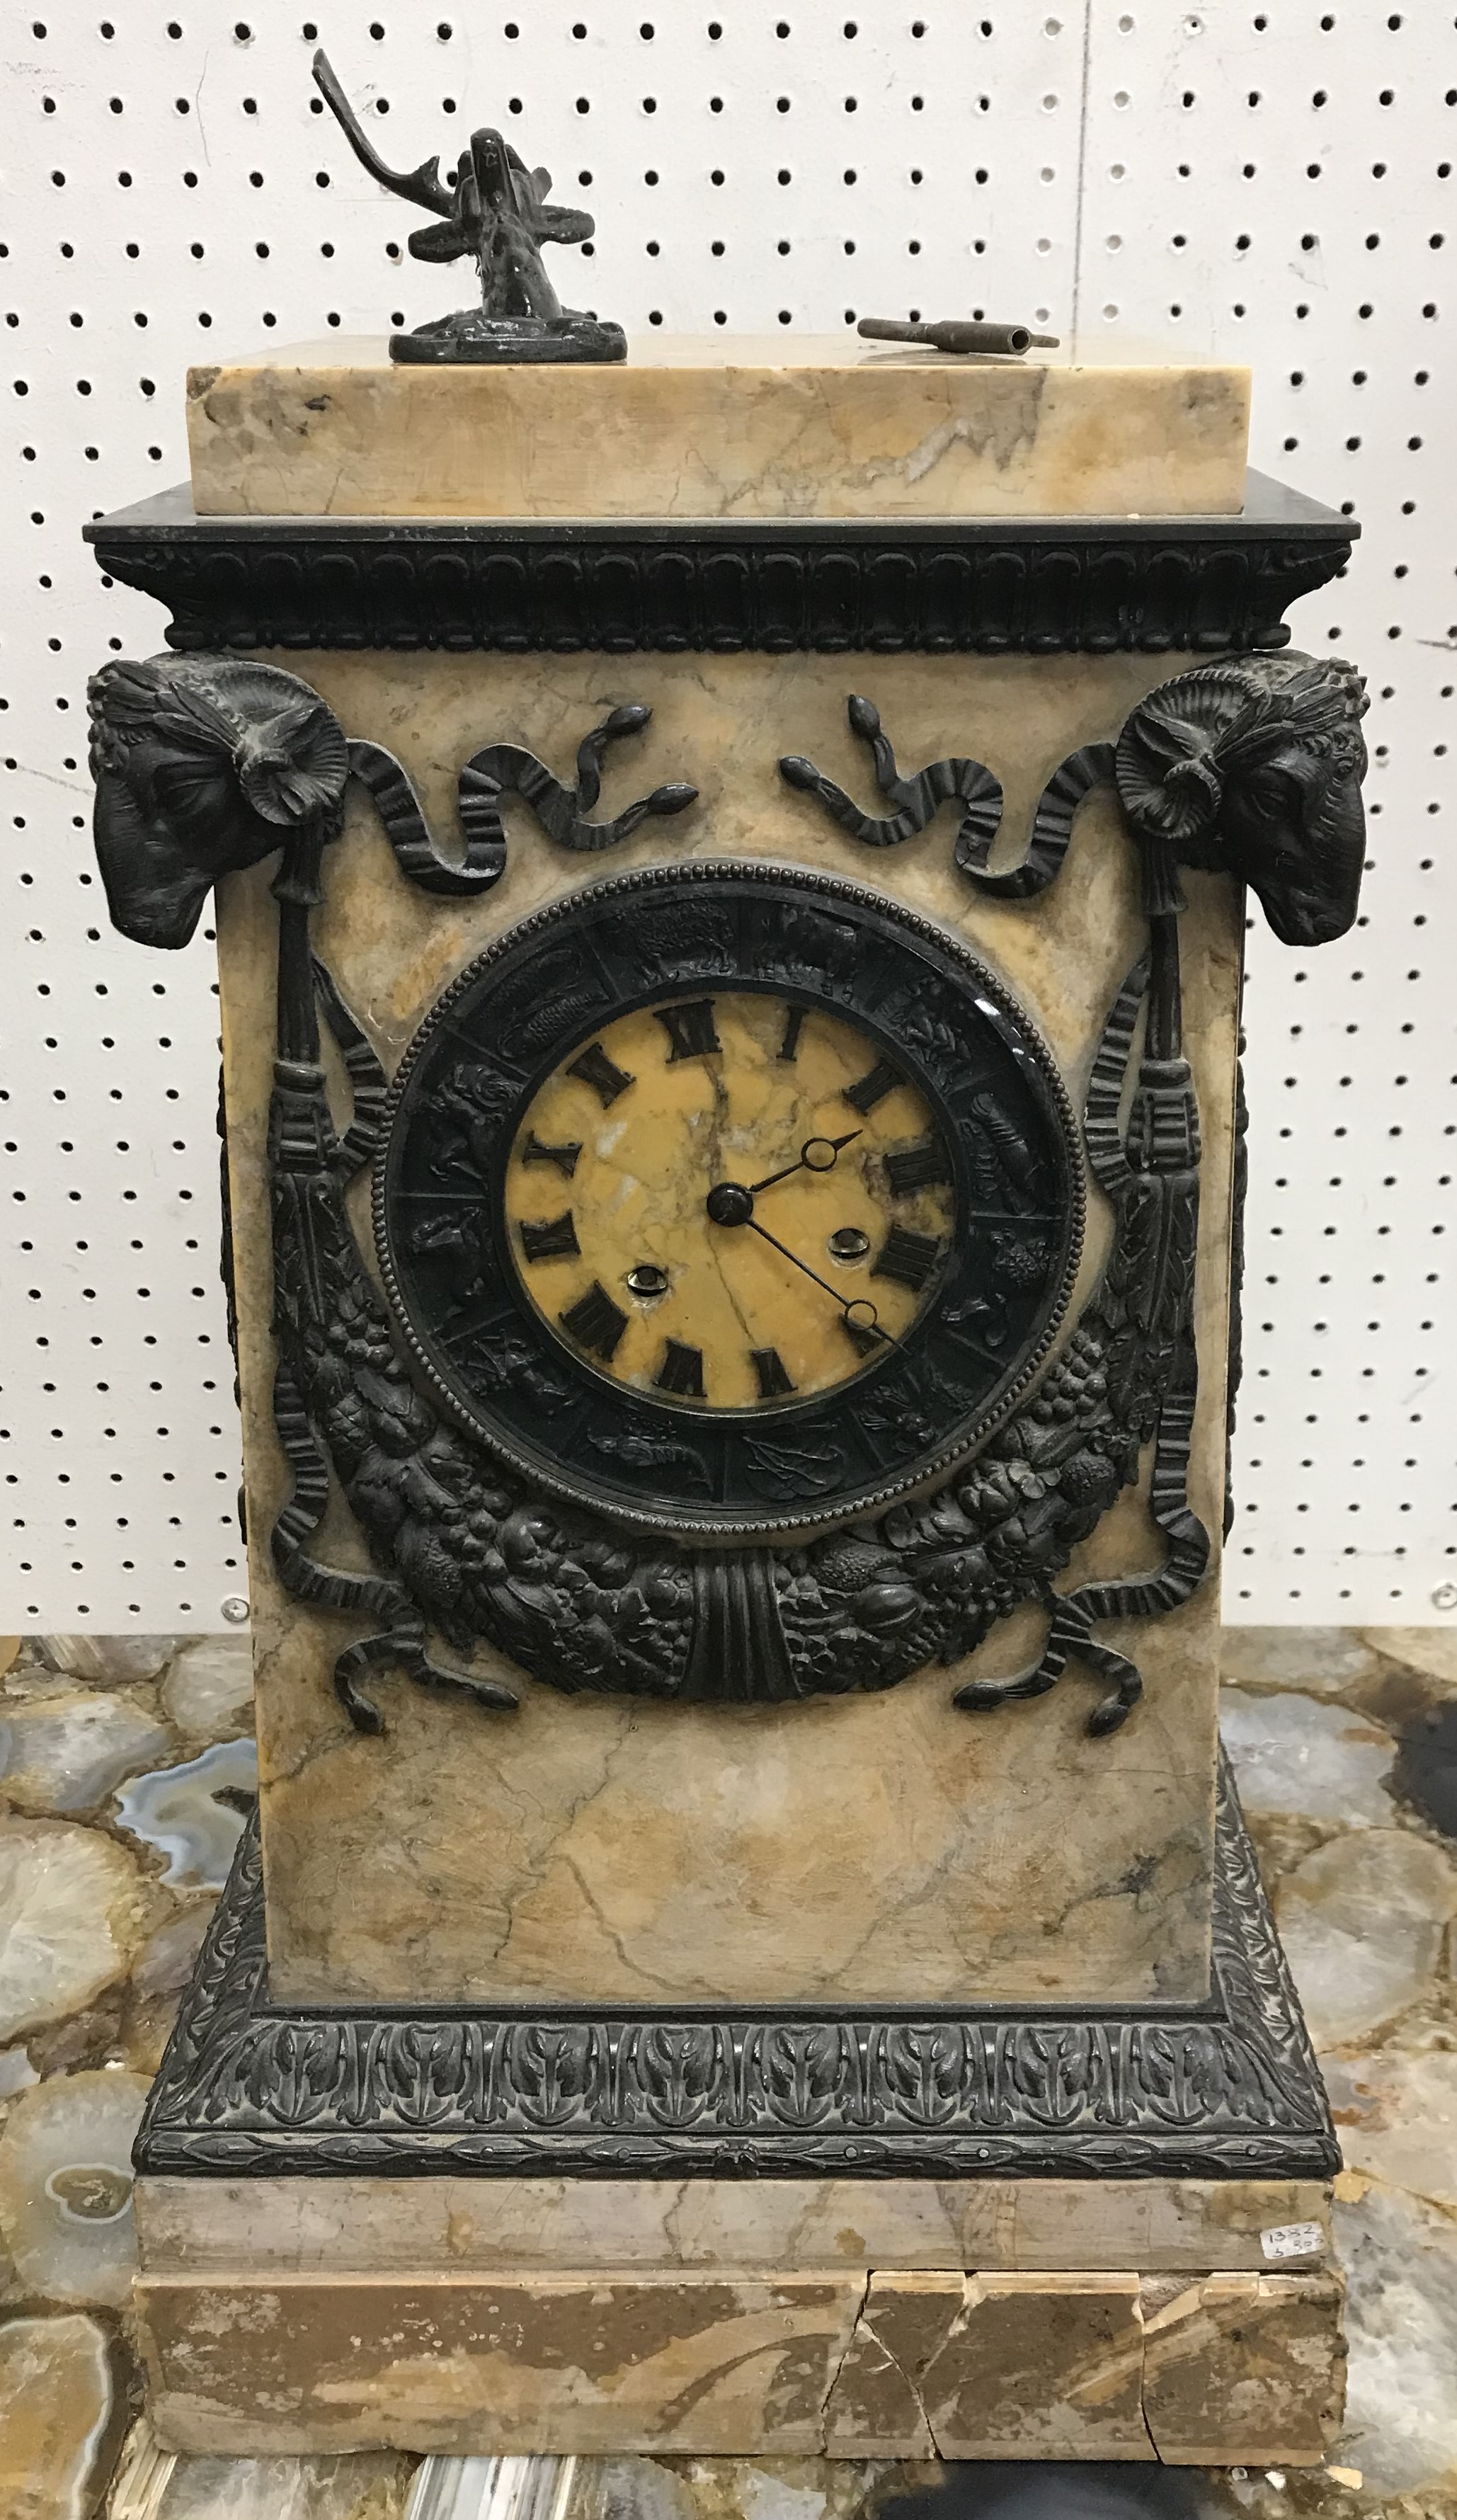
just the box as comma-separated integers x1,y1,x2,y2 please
3,1627,1457,2516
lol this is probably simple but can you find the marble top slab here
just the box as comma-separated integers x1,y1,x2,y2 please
185,333,1251,523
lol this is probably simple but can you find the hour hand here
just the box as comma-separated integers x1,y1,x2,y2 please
748,1130,862,1197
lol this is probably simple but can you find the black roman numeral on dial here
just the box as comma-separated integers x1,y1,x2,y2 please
885,1139,952,1196
750,1346,796,1398
518,1212,581,1262
872,1226,942,1292
520,1131,582,1179
654,1339,705,1397
566,1042,635,1107
777,1005,806,1063
843,1056,899,1115
559,1282,629,1361
654,999,721,1062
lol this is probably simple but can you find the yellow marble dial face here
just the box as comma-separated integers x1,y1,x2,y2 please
503,992,956,1413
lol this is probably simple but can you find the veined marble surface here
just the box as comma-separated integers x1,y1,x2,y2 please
185,338,1251,520
217,646,1238,2012
1,1626,1456,2507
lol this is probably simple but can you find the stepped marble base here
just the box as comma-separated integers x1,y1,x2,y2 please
132,1761,1343,2459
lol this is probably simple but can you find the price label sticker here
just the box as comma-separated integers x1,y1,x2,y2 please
1260,2220,1324,2262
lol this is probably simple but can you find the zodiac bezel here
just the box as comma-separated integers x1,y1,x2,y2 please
372,860,1086,1541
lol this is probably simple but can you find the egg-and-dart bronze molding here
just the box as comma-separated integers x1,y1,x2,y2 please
85,475,1353,658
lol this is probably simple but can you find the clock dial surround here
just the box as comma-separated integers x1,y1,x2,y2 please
375,862,1084,1538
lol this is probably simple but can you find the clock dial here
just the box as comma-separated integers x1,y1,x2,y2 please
503,992,955,1412
376,862,1082,1538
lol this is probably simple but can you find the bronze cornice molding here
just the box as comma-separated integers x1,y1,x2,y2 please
85,474,1354,661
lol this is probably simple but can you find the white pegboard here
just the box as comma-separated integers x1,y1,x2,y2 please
0,1,1451,1629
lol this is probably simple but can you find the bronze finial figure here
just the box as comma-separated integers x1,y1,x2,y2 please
312,48,626,366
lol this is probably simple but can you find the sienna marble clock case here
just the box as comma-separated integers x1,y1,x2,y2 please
85,350,1366,2456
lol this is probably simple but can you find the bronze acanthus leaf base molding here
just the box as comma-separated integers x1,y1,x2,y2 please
135,1754,1338,2182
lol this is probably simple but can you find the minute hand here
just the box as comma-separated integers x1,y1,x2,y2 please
745,1215,889,1339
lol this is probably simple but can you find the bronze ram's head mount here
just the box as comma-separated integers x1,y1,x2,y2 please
1114,653,1369,947
88,656,349,949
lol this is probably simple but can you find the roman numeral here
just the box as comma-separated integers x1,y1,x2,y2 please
750,1346,796,1398
654,999,721,1062
885,1139,952,1197
566,1042,635,1107
777,1005,806,1063
559,1281,629,1361
654,1339,705,1398
840,1313,884,1359
518,1212,581,1262
520,1131,582,1179
872,1226,942,1292
843,1056,899,1115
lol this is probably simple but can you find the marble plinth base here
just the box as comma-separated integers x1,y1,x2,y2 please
185,336,1251,520
130,1762,1342,2459
134,2264,1342,2462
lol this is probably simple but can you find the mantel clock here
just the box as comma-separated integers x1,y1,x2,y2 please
84,115,1368,2453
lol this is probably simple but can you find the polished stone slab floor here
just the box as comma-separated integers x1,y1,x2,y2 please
0,1625,1453,2516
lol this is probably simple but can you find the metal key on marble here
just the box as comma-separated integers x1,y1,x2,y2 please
859,314,1062,356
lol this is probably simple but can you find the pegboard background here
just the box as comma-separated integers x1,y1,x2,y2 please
1,2,1453,1631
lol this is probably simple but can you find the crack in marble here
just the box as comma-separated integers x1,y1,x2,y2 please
659,2177,697,2269
818,2271,873,2451
475,1709,647,1980
559,1854,700,2002
698,1056,761,1356
892,375,1049,489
